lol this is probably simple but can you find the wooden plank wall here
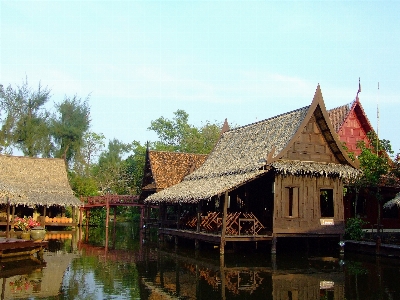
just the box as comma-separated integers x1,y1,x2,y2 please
282,115,340,164
273,174,344,235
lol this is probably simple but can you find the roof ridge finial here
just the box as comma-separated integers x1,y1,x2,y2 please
220,118,230,135
356,77,361,101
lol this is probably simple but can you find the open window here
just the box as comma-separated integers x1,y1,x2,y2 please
285,187,299,217
320,189,334,217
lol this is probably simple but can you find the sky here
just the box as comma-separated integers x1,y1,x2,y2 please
1,1,399,156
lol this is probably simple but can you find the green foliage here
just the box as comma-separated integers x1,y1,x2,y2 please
0,79,52,156
345,217,367,240
124,141,147,194
91,139,133,194
356,132,392,187
68,171,99,197
51,95,90,164
148,109,222,154
77,132,106,174
88,208,106,226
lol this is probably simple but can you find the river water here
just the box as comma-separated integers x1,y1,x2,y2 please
2,223,400,300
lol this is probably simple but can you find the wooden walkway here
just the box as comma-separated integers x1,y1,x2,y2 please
159,228,273,244
79,195,157,228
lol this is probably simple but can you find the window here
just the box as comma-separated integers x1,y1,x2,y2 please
286,187,299,217
320,189,334,217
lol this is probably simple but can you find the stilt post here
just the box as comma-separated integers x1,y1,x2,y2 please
196,201,202,233
105,197,110,228
271,234,277,255
220,192,229,255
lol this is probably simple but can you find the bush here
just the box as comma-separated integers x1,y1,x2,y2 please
345,217,367,240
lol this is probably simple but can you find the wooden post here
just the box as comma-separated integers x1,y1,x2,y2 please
105,198,110,228
220,192,229,255
139,206,144,229
177,204,181,230
79,208,83,227
11,205,15,223
43,206,47,221
86,210,90,227
271,234,277,255
5,200,10,238
220,254,226,300
196,201,202,233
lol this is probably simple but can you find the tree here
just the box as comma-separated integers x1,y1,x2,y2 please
68,171,99,197
356,132,394,234
124,141,147,194
72,131,105,176
92,139,132,194
0,79,52,156
148,109,222,154
51,95,91,165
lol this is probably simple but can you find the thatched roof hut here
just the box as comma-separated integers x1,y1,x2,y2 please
145,85,360,204
0,155,80,207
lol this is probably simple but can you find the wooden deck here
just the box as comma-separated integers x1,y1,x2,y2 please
0,238,48,258
159,228,273,244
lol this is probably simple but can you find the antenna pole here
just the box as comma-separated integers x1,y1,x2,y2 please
377,82,379,154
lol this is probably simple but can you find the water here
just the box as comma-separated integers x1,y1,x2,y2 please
2,223,400,299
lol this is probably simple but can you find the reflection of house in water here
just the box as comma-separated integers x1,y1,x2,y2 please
273,273,344,300
138,249,345,300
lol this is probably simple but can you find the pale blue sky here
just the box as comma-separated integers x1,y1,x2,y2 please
1,1,399,155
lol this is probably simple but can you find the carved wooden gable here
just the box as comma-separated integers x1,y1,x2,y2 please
282,115,340,164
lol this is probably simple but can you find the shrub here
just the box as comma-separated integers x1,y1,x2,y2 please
344,217,367,240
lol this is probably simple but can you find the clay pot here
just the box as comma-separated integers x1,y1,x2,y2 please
21,231,31,240
30,227,46,241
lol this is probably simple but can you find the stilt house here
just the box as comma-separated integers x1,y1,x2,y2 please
0,155,81,234
145,86,360,253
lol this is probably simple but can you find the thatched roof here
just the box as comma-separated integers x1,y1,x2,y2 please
0,155,80,207
145,86,359,204
383,192,400,209
270,160,361,179
142,150,207,192
328,102,352,132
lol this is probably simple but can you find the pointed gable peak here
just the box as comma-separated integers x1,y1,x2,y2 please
220,118,230,135
312,84,324,105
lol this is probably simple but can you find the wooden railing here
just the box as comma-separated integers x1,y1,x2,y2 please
81,195,141,207
183,212,265,235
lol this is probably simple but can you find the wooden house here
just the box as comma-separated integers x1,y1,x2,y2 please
328,97,373,157
145,86,360,254
328,97,400,229
0,155,81,235
140,150,208,200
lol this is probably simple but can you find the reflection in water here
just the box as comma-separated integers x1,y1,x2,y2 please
2,224,400,299
136,247,345,300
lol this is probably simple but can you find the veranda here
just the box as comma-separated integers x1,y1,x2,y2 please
157,189,274,254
